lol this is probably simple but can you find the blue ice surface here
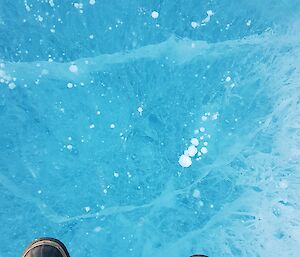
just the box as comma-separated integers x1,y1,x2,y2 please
1,0,300,256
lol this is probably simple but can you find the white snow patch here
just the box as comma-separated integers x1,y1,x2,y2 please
200,127,205,132
67,144,73,150
110,124,115,129
84,206,91,212
89,124,95,129
113,172,119,178
89,0,96,5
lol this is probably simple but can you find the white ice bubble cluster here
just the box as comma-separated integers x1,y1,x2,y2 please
191,10,214,29
178,111,219,168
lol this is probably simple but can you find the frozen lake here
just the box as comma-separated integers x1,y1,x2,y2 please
1,0,300,256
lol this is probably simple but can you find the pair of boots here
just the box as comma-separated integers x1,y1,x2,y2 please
22,238,208,257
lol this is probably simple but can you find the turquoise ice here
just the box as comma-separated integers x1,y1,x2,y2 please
1,0,300,256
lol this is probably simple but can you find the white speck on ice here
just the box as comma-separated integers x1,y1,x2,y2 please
188,145,198,157
191,21,199,28
94,226,102,232
279,180,288,189
89,124,95,129
110,124,115,129
49,0,54,7
74,2,83,9
67,144,73,150
96,111,101,115
67,82,73,88
8,82,16,90
225,76,231,82
200,147,208,154
68,137,72,141
89,0,96,5
203,142,208,146
37,190,42,194
194,129,199,134
69,64,78,73
137,106,143,113
200,127,205,132
89,34,94,39
113,172,119,178
37,15,43,22
246,20,252,26
192,189,200,198
103,189,108,194
202,10,214,24
84,206,91,212
191,138,199,146
212,112,219,120
179,154,192,168
202,115,208,121
151,11,159,19
207,10,214,16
